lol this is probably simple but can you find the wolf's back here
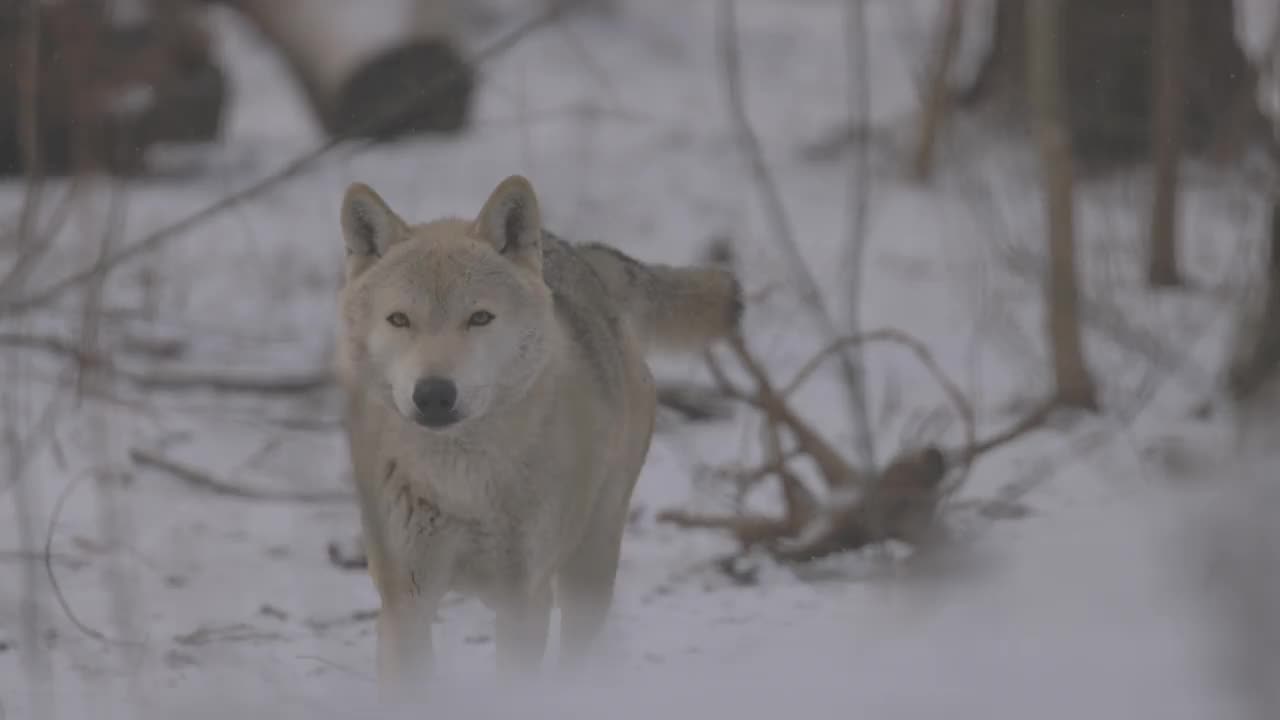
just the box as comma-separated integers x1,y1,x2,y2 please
575,242,742,352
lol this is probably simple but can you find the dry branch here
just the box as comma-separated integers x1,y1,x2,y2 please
129,447,355,504
910,0,963,182
957,397,1057,464
782,328,976,457
664,327,1053,563
718,0,873,467
0,332,335,396
841,0,877,476
656,509,798,548
707,334,861,487
44,473,146,647
0,178,81,299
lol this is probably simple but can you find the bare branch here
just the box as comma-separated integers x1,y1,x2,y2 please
655,509,797,548
841,0,878,473
910,0,963,182
129,447,355,504
0,178,82,298
673,328,1057,563
723,333,863,487
0,333,333,395
44,473,146,647
955,398,1056,463
783,328,976,463
718,0,872,465
758,414,818,527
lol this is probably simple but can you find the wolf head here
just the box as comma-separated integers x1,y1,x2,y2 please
338,175,556,432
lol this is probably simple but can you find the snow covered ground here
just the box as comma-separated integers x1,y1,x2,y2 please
1,1,1277,718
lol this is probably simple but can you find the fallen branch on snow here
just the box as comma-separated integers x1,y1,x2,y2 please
659,329,1056,562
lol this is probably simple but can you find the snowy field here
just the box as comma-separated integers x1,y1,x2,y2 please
2,1,1279,718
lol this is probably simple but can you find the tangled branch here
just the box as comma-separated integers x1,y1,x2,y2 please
660,328,1054,563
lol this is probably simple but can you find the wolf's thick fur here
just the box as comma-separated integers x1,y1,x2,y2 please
335,175,740,693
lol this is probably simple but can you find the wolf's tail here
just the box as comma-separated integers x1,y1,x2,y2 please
578,243,742,352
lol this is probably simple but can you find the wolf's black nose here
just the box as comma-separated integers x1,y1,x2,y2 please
412,377,459,427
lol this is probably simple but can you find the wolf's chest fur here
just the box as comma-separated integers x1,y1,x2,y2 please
368,403,589,595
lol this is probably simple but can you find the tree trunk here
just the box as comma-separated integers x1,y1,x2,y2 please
1229,203,1280,402
1147,0,1187,288
1027,0,1098,411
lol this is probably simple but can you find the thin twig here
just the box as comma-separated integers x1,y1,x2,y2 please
80,177,149,677
957,398,1056,462
0,177,80,298
782,328,976,464
0,332,333,395
134,370,332,396
842,0,878,472
717,0,872,465
296,655,376,684
44,473,146,646
761,418,818,528
129,447,355,504
655,508,797,547
0,4,577,315
718,333,863,487
0,550,85,568
910,0,963,181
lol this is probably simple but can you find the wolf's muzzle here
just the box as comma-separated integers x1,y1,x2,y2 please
412,377,461,428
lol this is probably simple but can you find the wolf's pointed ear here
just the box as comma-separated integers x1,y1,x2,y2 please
341,183,407,259
473,175,542,273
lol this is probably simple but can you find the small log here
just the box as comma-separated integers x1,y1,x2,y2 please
229,0,474,138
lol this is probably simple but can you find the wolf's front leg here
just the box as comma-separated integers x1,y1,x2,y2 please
494,582,552,674
371,539,455,702
376,589,446,702
376,599,431,691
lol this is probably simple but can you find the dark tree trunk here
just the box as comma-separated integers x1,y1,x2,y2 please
1027,0,1098,411
0,0,227,176
1147,0,1188,288
1230,203,1280,401
967,0,1260,171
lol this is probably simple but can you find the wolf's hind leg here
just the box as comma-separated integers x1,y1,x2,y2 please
556,507,627,666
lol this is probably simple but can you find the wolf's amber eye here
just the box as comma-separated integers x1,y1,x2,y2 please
387,312,410,328
468,310,495,328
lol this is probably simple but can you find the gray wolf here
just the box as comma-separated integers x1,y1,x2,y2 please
334,174,741,693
